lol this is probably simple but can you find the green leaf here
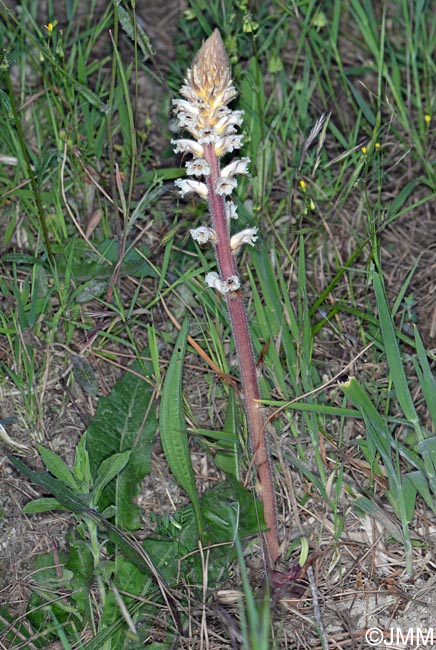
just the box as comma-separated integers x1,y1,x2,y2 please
73,433,91,488
213,390,241,478
240,57,266,162
413,326,436,426
23,497,70,514
386,178,423,223
352,496,403,542
372,272,419,427
9,456,91,513
400,474,417,524
417,437,436,469
118,5,154,60
71,355,99,397
340,376,390,461
159,320,204,540
37,444,78,490
145,480,261,585
75,81,111,114
404,470,436,514
57,238,156,303
345,76,376,125
340,377,414,573
85,358,157,530
92,450,132,506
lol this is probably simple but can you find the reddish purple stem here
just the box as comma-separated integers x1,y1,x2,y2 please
204,144,280,567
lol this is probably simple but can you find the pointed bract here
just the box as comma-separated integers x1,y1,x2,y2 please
186,29,236,108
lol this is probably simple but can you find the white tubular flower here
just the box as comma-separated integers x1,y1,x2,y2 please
176,112,199,131
186,158,210,176
197,128,217,144
215,177,237,196
174,178,208,198
205,271,220,287
230,227,258,252
190,226,217,245
172,99,200,116
225,201,238,220
214,134,244,156
221,157,250,178
223,275,241,292
205,272,240,294
172,100,201,135
214,110,244,135
179,83,199,104
220,86,238,106
171,139,204,157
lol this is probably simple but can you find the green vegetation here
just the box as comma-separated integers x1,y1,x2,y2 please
0,0,435,648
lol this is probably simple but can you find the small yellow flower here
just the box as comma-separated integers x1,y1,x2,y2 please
375,142,381,149
44,20,57,34
424,114,431,124
361,146,367,154
299,179,307,190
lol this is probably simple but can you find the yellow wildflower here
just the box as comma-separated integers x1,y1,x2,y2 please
44,21,57,34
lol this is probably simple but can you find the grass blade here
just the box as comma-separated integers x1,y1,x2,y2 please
372,271,419,429
340,376,413,575
413,325,436,426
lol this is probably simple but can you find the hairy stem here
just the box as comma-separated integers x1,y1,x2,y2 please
204,143,280,567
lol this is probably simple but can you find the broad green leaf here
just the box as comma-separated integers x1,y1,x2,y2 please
85,358,157,530
159,320,203,540
144,480,261,585
23,497,70,514
75,81,111,114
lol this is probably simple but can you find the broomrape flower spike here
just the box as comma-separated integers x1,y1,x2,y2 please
172,29,281,569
